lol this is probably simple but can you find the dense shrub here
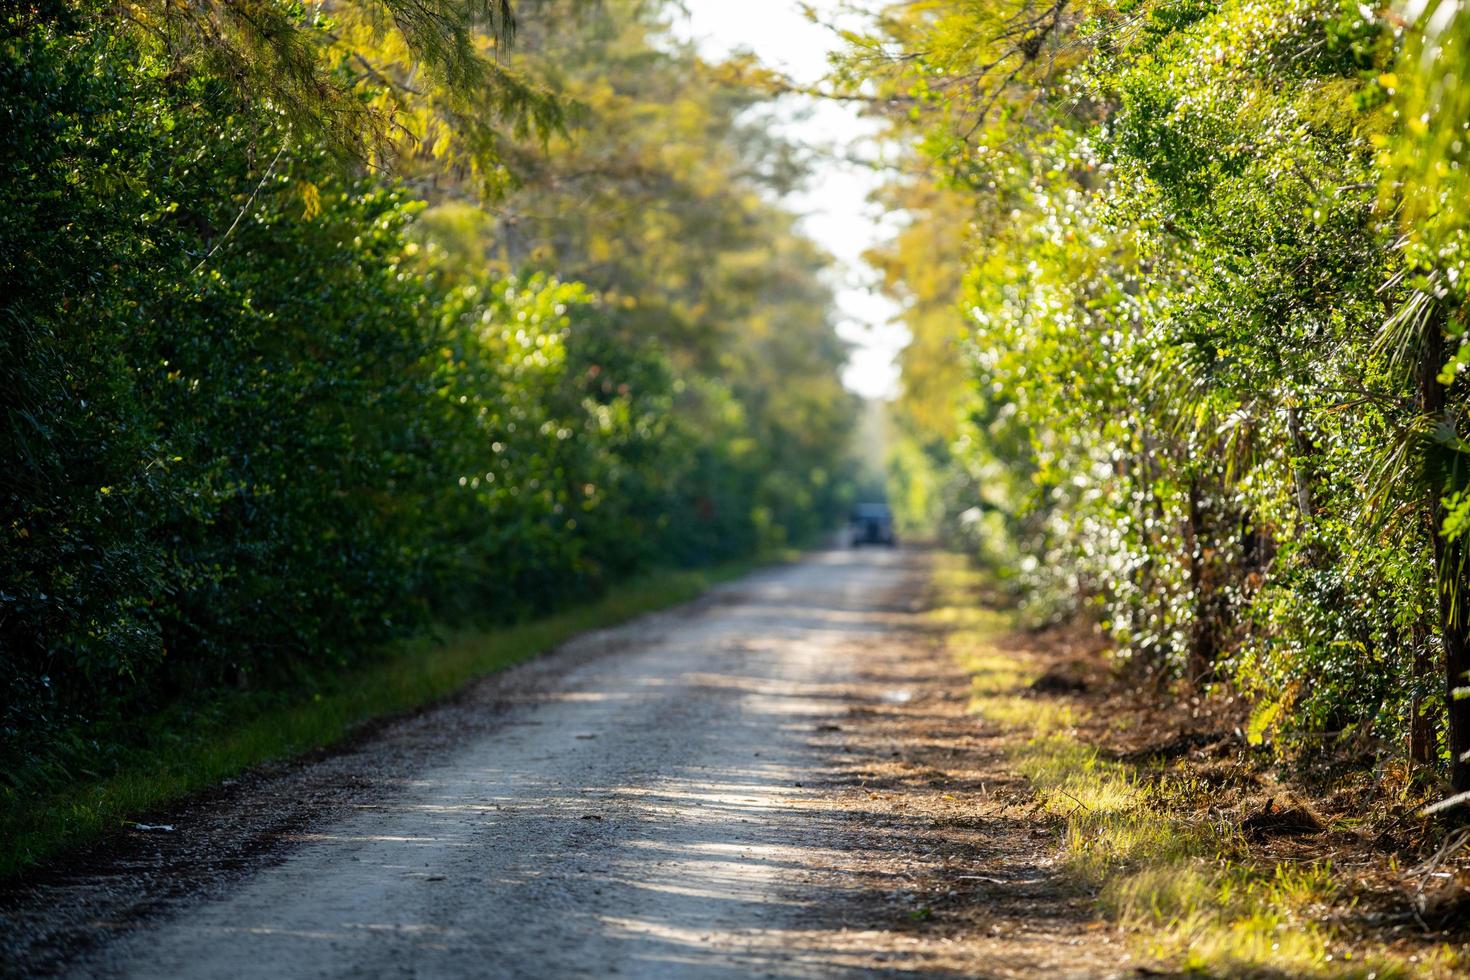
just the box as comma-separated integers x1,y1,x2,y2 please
1,4,855,777
852,0,1470,789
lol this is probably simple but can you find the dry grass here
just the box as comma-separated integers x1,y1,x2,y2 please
930,553,1466,978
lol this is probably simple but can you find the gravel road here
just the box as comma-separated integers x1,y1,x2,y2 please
46,548,948,979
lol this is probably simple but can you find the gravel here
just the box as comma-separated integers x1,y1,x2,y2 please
7,549,930,979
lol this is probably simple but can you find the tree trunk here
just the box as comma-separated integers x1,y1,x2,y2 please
1410,621,1438,766
1418,313,1470,791
1138,427,1171,676
1428,514,1470,791
1285,403,1316,520
1184,472,1215,684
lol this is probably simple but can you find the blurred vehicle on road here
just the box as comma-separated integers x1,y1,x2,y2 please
848,502,896,547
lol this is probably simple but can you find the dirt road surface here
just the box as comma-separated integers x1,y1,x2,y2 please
3,550,1128,979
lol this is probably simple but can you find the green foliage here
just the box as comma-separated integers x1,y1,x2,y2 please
851,0,1470,785
1,0,855,803
110,0,562,175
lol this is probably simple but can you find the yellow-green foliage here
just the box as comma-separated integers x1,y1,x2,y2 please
859,0,1470,782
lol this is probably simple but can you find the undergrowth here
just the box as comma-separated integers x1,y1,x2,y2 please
0,556,775,882
931,553,1463,978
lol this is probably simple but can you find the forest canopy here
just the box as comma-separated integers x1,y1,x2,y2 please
0,0,856,783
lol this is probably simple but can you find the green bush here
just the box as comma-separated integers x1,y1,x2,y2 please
1,3,855,789
856,0,1470,783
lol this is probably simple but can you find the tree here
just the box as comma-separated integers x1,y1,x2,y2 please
1383,0,1470,791
841,0,1470,790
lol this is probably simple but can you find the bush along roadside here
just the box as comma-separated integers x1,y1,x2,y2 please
931,554,1468,977
857,0,1470,800
0,555,789,882
1,0,857,867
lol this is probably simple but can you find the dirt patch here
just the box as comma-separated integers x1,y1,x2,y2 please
793,590,1134,976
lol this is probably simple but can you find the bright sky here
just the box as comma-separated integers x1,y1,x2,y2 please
672,1,906,400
